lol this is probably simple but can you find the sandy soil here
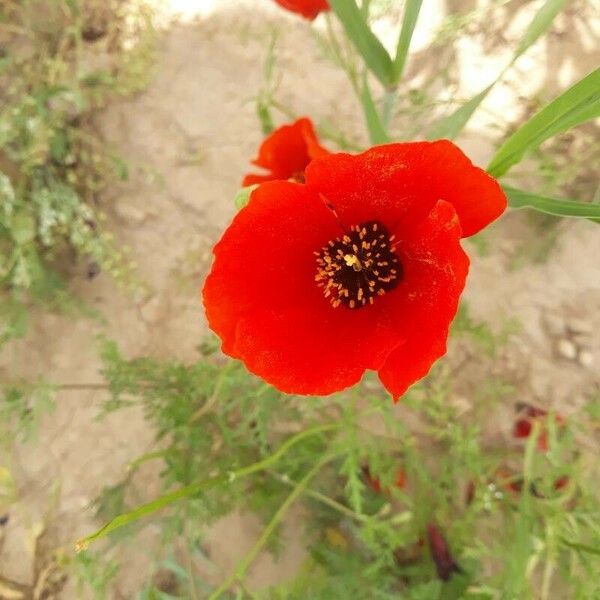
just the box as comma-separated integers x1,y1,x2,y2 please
1,1,599,597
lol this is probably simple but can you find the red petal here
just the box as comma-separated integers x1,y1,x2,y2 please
362,466,383,494
244,118,328,185
273,0,329,20
242,173,277,187
305,141,506,238
554,476,569,491
514,418,533,438
203,182,405,395
426,523,462,581
395,468,407,489
497,469,523,494
377,200,469,400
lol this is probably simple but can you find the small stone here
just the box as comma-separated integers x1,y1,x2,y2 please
578,350,594,368
557,339,577,361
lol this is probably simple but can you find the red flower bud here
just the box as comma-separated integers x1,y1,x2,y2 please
426,523,462,581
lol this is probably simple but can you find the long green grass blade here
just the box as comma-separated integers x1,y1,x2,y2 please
426,85,493,140
392,0,423,84
488,68,600,177
514,0,566,58
426,0,566,140
328,0,394,87
503,185,600,221
75,424,337,549
360,73,390,144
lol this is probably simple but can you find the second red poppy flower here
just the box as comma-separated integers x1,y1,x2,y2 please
242,117,329,186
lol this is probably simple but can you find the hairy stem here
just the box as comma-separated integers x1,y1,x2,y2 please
208,455,334,599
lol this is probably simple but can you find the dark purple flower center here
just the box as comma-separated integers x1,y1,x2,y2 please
315,220,402,309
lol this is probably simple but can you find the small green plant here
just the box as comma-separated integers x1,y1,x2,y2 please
73,321,600,598
0,0,155,348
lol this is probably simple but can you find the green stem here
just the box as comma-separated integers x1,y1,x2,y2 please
75,424,339,550
127,449,170,473
269,99,298,121
540,526,555,600
208,456,333,599
268,470,369,523
184,534,201,600
381,87,397,132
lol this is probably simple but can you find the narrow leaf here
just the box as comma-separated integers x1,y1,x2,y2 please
427,0,566,140
514,0,566,58
328,0,394,87
392,0,423,84
426,85,493,140
360,73,390,145
488,68,600,177
503,185,600,222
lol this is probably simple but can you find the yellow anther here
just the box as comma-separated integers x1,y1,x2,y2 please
343,254,363,271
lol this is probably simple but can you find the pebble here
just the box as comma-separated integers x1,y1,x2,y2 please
557,339,577,360
578,350,594,368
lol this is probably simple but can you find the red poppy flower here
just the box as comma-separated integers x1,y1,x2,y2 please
513,404,564,452
203,141,506,399
242,118,329,186
273,0,330,20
